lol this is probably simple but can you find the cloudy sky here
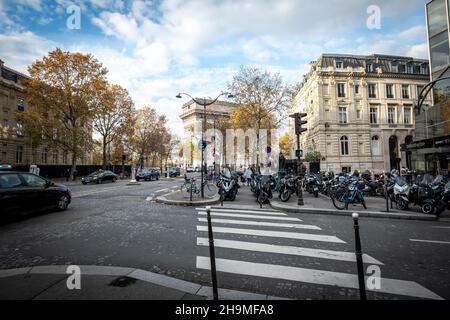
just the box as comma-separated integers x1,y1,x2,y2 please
0,0,430,133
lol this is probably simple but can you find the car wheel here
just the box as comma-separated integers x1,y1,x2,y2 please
82,181,87,185
112,177,117,183
57,194,70,211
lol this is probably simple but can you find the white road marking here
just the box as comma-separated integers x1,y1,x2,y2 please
196,208,287,216
196,257,443,300
197,212,301,222
197,218,321,230
197,238,382,265
155,189,169,193
431,226,450,229
410,239,450,245
72,186,127,198
196,226,346,244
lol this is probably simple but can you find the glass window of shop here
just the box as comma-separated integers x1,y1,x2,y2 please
430,32,450,72
414,77,450,141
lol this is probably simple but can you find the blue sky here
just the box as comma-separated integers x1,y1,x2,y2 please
0,0,430,133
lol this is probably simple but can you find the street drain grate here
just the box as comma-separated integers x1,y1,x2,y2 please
109,276,137,288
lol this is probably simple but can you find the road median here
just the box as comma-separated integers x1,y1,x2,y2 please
155,190,220,206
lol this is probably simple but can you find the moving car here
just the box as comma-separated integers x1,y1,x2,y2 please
186,166,195,173
0,164,13,171
82,170,118,184
0,171,71,215
167,167,181,177
136,168,159,181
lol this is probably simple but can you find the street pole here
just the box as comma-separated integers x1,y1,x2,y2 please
201,102,206,198
206,206,219,300
352,213,367,300
297,134,304,206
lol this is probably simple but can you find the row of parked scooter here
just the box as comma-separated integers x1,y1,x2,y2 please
215,168,450,215
384,170,450,215
303,170,450,215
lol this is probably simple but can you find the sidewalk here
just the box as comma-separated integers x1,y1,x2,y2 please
270,192,439,221
0,265,281,300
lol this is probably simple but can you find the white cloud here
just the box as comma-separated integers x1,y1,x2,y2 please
0,31,57,73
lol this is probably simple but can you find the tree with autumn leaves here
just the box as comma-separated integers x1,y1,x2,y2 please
17,48,171,176
228,66,298,169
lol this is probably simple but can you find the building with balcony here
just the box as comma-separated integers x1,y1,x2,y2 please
290,54,431,174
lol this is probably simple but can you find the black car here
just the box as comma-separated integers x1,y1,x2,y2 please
166,167,180,178
82,170,118,185
136,168,159,181
0,171,71,215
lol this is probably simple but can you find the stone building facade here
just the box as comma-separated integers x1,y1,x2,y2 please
0,60,91,166
290,54,432,174
180,99,238,168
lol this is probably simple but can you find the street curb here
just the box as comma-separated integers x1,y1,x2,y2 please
155,190,220,207
270,201,438,221
0,265,289,300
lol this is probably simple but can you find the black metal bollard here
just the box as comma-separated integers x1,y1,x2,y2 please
385,185,389,213
190,180,193,202
352,213,367,300
206,206,219,300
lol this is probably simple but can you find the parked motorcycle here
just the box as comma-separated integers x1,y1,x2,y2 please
416,175,446,215
257,175,273,205
278,174,297,202
218,168,239,201
393,175,411,210
436,180,450,217
304,174,320,198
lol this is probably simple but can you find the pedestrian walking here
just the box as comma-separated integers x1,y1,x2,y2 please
244,167,253,186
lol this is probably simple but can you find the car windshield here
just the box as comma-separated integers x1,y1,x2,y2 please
89,171,99,177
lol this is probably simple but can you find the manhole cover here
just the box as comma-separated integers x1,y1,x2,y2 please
109,276,137,288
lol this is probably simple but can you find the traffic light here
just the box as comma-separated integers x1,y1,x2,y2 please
290,113,308,136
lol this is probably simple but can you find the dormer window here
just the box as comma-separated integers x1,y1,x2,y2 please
407,64,413,74
392,63,398,73
336,61,344,69
366,63,374,72
398,64,406,73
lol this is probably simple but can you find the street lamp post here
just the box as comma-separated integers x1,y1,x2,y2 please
176,92,234,198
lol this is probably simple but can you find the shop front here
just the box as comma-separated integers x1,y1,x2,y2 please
402,135,450,177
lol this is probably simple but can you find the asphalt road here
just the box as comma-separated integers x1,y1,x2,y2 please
0,179,449,300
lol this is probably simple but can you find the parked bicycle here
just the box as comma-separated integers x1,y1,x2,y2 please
331,179,367,210
181,176,217,199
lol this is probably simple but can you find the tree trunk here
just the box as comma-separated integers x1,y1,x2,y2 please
102,136,107,170
71,152,77,181
256,120,261,172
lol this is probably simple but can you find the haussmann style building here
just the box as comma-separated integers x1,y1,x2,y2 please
0,59,92,168
290,54,432,174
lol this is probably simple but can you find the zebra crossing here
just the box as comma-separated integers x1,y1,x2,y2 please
194,207,443,300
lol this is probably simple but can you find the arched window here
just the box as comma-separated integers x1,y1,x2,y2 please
372,136,381,156
340,136,349,156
